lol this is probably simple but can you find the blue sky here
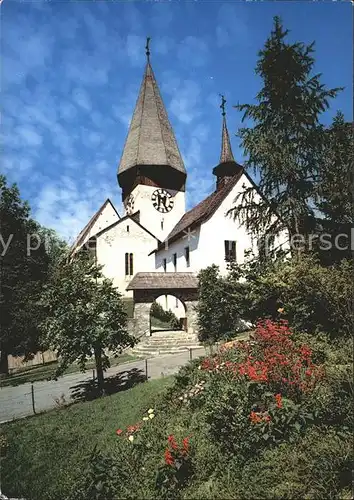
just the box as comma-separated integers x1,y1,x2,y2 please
2,0,352,242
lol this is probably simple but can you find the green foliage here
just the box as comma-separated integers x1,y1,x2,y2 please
196,264,246,343
240,255,353,337
2,329,352,500
0,176,53,373
231,16,341,246
40,251,135,389
235,427,352,499
2,377,173,500
150,301,181,329
315,112,353,264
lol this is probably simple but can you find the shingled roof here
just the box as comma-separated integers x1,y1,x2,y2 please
152,169,244,252
220,116,235,163
117,59,185,180
126,272,198,290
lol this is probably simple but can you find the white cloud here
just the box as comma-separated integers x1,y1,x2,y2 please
177,36,209,67
60,102,78,121
215,4,249,48
16,126,43,146
2,19,54,90
169,80,201,124
126,34,146,67
33,175,122,242
72,88,92,112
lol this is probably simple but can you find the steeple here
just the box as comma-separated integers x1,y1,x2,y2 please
117,37,186,200
213,94,242,191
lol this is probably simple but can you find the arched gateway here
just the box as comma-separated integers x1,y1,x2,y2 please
127,273,199,337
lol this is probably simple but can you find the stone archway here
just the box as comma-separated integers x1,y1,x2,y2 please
126,273,199,337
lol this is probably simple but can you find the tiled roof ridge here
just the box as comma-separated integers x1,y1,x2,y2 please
155,169,243,250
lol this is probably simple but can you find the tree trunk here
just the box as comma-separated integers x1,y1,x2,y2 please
0,346,9,376
94,345,105,395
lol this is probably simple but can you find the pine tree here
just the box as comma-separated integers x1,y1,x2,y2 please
231,16,342,255
314,112,353,264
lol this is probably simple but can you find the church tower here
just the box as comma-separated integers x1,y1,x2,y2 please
117,38,186,242
213,95,242,191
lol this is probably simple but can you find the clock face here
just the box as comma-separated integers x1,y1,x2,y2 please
151,189,174,213
125,194,134,214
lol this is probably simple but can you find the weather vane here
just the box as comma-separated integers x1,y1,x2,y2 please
219,94,226,117
145,36,151,60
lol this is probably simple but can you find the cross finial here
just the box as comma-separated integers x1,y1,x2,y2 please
219,94,226,117
145,36,151,60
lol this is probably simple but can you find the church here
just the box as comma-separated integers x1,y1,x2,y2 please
70,39,286,330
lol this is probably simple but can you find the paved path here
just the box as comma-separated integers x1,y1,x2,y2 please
0,347,208,424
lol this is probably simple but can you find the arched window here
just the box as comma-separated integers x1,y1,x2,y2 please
125,253,134,276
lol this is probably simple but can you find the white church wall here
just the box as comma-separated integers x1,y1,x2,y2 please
127,184,186,242
96,218,157,297
154,173,290,277
75,201,119,251
154,225,201,272
154,174,257,275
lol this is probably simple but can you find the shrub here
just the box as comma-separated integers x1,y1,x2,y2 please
234,427,352,499
241,255,353,337
196,264,247,343
150,301,180,329
62,320,351,500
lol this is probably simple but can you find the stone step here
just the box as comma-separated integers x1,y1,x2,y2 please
133,344,201,352
131,346,204,358
139,339,199,345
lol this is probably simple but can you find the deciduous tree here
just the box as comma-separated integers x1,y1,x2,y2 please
40,252,135,393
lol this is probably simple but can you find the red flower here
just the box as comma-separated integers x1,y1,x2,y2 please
250,411,262,424
168,434,179,451
164,449,175,466
275,393,282,409
116,429,123,436
182,437,189,454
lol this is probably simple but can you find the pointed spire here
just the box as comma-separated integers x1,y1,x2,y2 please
219,94,235,164
213,94,241,190
117,37,186,187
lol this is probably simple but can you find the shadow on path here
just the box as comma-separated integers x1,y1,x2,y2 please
70,368,146,403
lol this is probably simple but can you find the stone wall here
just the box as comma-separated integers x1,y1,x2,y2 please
184,300,199,334
131,290,199,337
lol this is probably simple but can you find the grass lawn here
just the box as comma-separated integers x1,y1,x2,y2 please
0,353,137,388
0,376,174,500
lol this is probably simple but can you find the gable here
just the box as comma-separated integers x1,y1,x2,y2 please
71,199,120,254
96,212,160,244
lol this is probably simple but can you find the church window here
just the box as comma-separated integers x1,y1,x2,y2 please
184,246,190,267
173,253,177,271
127,225,129,233
163,258,167,272
224,240,236,262
129,253,133,275
125,253,134,275
161,219,164,230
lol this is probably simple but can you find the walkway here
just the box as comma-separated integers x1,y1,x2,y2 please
0,347,209,424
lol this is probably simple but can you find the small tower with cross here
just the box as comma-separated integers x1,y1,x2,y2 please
212,94,242,191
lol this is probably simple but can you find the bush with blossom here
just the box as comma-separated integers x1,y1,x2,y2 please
156,435,193,497
195,320,326,454
70,320,351,500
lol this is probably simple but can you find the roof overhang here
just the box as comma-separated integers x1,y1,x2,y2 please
126,272,198,291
